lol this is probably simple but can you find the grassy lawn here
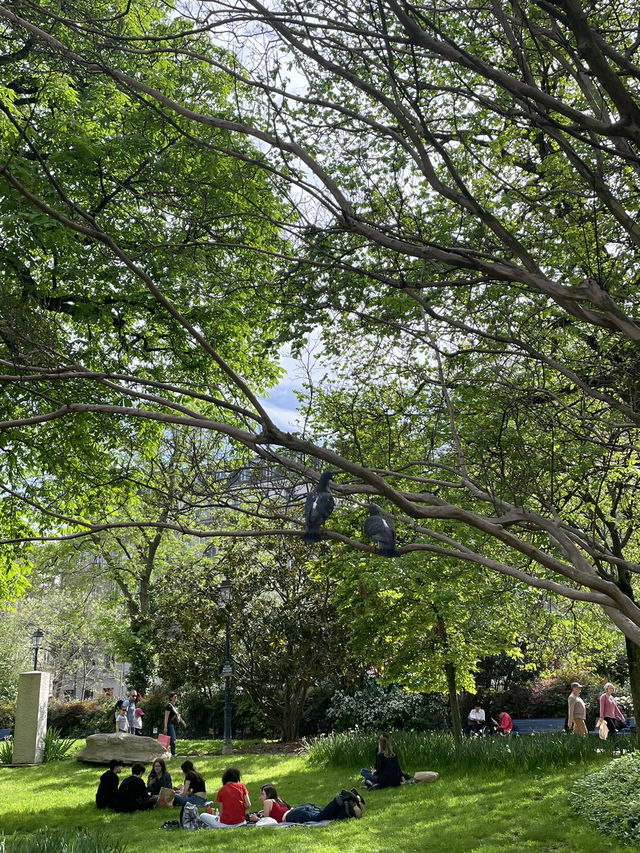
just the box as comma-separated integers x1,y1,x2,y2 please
0,743,636,852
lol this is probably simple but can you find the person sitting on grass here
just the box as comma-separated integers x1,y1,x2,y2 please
147,758,172,795
247,782,353,823
95,758,124,809
359,732,410,789
216,766,251,825
115,764,157,812
173,760,207,807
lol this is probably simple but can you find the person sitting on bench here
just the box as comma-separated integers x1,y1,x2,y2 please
464,701,486,735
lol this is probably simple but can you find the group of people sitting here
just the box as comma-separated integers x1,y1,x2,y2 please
95,731,409,824
96,757,175,813
95,759,363,825
463,701,512,736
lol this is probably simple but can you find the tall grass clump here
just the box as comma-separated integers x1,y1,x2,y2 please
0,738,12,764
4,830,127,852
307,730,622,774
42,727,74,762
571,753,640,844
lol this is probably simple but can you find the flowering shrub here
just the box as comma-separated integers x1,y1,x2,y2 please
326,686,448,731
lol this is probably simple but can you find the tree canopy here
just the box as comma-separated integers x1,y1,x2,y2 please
3,0,640,710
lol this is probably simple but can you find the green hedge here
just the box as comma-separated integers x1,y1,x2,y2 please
571,753,640,844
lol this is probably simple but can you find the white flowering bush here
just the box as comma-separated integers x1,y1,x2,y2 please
326,686,448,731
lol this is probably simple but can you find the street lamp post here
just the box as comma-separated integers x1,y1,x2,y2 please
31,628,44,671
218,577,233,755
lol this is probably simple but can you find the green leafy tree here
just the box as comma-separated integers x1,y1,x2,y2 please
4,0,640,720
156,535,361,741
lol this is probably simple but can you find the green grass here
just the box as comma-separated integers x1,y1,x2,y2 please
1,745,638,852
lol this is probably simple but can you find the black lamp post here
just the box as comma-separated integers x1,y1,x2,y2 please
31,628,44,671
218,577,233,755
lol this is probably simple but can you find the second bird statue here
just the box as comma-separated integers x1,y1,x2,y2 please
364,504,399,557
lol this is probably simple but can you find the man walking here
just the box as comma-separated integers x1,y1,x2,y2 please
568,682,588,736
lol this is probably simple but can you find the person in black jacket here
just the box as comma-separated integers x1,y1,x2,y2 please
115,764,157,812
359,733,410,789
95,759,124,809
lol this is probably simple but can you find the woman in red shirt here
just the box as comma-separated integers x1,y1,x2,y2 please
248,784,291,823
216,767,251,825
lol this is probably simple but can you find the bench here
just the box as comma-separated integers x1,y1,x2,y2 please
511,718,566,735
0,728,13,741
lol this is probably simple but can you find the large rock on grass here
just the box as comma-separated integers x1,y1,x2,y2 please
76,732,171,765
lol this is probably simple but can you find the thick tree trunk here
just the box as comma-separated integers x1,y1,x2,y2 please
625,637,640,747
615,570,640,746
445,661,462,743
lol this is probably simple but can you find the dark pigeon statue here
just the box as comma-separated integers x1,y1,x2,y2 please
303,471,335,542
364,504,399,557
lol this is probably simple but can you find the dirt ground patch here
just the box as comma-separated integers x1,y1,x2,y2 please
233,740,308,755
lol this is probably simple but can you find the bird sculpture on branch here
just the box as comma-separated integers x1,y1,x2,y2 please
303,471,335,542
364,504,399,557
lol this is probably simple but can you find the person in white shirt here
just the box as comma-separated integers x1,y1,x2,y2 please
465,701,486,735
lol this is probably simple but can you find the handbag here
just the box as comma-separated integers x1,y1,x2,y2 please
157,786,175,808
158,734,171,749
598,719,609,740
413,771,439,783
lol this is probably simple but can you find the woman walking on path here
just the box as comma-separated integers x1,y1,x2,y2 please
599,683,626,736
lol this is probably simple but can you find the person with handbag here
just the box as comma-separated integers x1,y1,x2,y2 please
163,691,185,757
599,682,626,736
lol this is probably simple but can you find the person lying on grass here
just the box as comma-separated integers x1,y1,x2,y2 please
247,783,351,823
115,764,157,813
95,758,124,809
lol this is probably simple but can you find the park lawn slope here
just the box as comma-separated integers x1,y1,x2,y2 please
0,752,635,852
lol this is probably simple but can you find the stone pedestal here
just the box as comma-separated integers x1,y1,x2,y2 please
12,671,51,765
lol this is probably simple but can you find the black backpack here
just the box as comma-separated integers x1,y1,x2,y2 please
336,788,365,819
